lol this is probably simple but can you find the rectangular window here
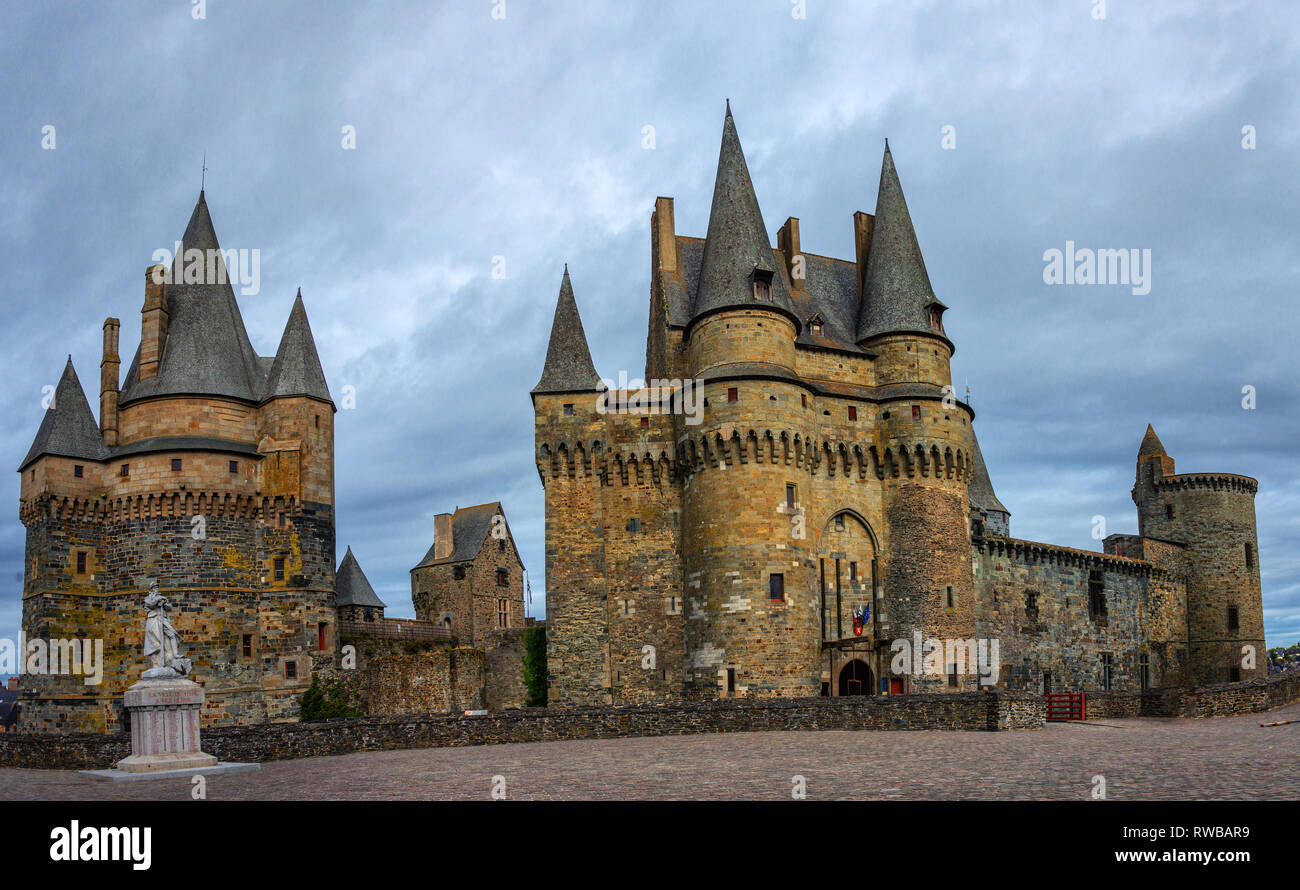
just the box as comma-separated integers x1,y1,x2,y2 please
453,566,466,580
801,394,807,408
120,463,130,477
912,405,921,420
1139,653,1150,691
769,573,785,602
284,661,297,680
948,663,959,688
563,403,574,416
229,460,239,473
849,561,858,582
753,275,771,301
1227,605,1239,631
1244,542,1254,570
1228,666,1242,683
640,416,649,429
1088,569,1106,618
1043,671,1052,694
785,483,796,509
76,551,87,574
171,458,182,471
496,568,509,586
274,558,285,582
498,598,509,628
848,406,857,421
1165,503,1174,521
73,465,83,478
945,585,955,609
1100,653,1114,691
727,387,738,403
1025,590,1039,622
834,514,845,531
318,623,327,651
242,634,253,658
726,668,736,692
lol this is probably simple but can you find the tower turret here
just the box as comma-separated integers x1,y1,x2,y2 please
1130,426,1265,684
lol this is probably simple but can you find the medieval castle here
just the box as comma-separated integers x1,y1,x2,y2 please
532,105,1267,705
15,105,1269,732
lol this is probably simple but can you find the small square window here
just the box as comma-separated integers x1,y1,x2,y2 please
640,417,649,429
229,460,239,473
848,406,858,421
453,566,466,580
73,465,83,478
727,387,738,403
811,323,823,336
769,573,785,601
120,464,130,477
563,404,575,416
171,458,182,471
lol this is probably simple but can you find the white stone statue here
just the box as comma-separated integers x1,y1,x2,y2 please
141,580,192,679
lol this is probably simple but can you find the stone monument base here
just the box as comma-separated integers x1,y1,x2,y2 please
117,677,217,773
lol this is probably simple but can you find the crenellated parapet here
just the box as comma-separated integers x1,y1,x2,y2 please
1150,472,1258,496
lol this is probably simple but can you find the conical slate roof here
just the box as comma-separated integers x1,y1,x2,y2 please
120,191,267,405
336,547,386,609
688,103,799,331
856,143,945,343
967,426,1008,515
532,267,603,394
1138,424,1167,458
19,359,109,470
263,290,333,404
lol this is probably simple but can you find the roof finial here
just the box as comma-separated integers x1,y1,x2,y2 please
725,97,732,117
564,263,569,275
201,151,207,194
884,137,890,152
296,286,302,298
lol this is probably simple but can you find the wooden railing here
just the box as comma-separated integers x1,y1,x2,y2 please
1045,691,1086,722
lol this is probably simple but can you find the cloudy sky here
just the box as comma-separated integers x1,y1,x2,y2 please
1,0,1296,649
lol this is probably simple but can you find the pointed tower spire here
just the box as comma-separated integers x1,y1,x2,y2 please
19,359,109,470
688,104,799,331
856,142,946,343
336,547,386,610
120,191,264,404
1138,424,1166,458
263,290,333,404
532,267,603,394
968,426,1009,517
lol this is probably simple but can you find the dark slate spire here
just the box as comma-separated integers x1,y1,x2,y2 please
968,426,1008,515
262,290,333,404
688,104,799,331
532,267,603,394
119,191,266,405
856,142,945,343
335,547,386,609
19,358,109,470
1138,424,1167,458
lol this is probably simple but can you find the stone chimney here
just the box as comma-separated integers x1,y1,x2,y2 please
433,513,454,560
652,197,677,274
777,217,804,292
853,211,875,295
140,264,168,381
100,317,120,447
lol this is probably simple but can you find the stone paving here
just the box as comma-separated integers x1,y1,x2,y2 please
3,701,1297,801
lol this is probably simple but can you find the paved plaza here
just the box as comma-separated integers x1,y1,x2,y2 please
5,701,1297,801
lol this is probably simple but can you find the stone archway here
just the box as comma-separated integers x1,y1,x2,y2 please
838,659,873,696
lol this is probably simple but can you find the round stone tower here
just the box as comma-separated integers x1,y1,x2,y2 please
1132,426,1265,685
678,104,820,699
856,143,978,692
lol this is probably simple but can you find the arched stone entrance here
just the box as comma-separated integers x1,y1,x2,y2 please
838,659,874,696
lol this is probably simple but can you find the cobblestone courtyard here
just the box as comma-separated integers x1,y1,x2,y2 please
5,701,1297,801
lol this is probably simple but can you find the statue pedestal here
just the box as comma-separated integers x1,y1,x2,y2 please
116,678,218,773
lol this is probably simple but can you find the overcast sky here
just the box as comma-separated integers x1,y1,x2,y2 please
1,1,1296,649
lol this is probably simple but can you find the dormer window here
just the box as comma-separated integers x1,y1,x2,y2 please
811,322,823,335
753,270,773,302
928,304,945,333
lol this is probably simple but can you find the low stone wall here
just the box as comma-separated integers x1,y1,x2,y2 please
0,691,1041,771
1085,673,1300,719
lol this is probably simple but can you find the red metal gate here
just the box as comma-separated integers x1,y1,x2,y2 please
1045,692,1086,722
